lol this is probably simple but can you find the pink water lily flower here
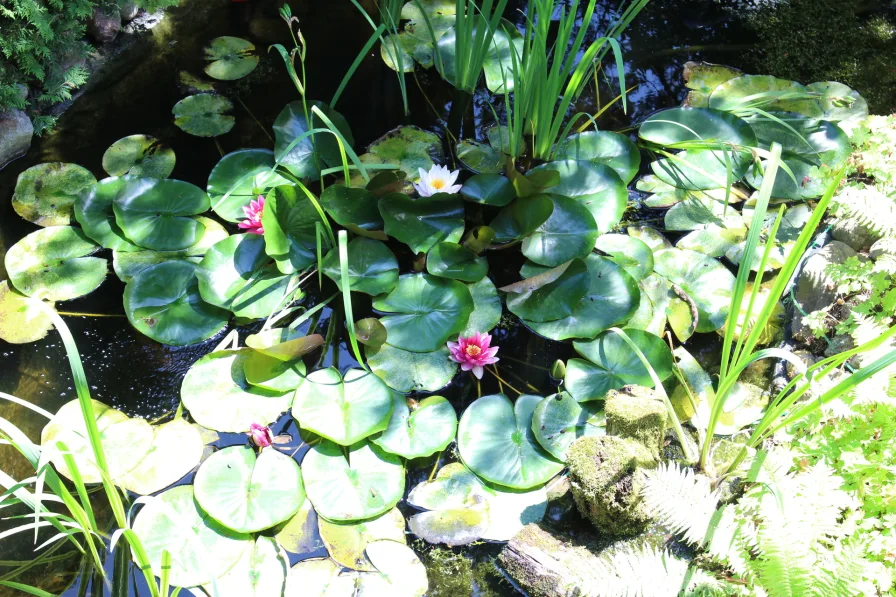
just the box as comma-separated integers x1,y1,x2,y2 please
248,423,274,448
238,195,265,235
448,332,499,379
413,164,462,197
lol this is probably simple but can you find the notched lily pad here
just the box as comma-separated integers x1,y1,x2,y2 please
0,280,55,344
322,237,398,295
173,93,235,137
207,149,291,222
204,36,259,81
12,163,97,227
318,507,406,572
112,177,210,251
367,344,457,393
372,395,457,459
102,135,176,179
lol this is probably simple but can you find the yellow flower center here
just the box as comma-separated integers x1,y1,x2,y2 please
465,345,482,357
430,178,446,190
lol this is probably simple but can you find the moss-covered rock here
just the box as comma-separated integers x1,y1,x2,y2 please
605,385,667,455
566,435,656,536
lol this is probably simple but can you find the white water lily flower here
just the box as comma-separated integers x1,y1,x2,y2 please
413,164,462,197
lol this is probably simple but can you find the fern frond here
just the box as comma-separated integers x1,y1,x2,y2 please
641,463,722,548
813,538,871,597
832,185,896,242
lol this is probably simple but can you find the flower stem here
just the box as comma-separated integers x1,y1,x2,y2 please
485,367,524,395
428,452,442,481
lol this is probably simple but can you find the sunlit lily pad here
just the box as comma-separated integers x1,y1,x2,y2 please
628,225,672,251
380,33,416,72
12,162,96,227
367,344,457,393
124,260,229,346
653,248,735,332
462,277,501,336
682,61,742,107
207,149,291,222
529,160,626,235
401,0,456,42
131,485,252,588
379,192,465,254
505,258,590,323
301,439,405,522
322,237,398,295
651,148,752,191
245,327,324,361
274,500,323,555
521,195,599,266
426,242,487,282
709,74,822,117
407,463,490,546
664,195,744,232
74,177,139,251
640,106,758,147
173,93,235,137
243,350,305,392
458,394,563,489
5,226,106,301
553,132,641,184
284,559,355,597
181,349,293,432
356,540,429,596
594,234,654,281
320,184,386,238
202,536,287,597
481,22,525,94
273,100,353,179
366,126,444,183
806,81,868,131
0,280,55,344
204,36,259,81
372,395,457,459
102,135,176,179
116,418,203,495
292,368,394,446
318,507,406,572
112,177,210,251
262,184,327,274
676,224,746,258
531,392,605,461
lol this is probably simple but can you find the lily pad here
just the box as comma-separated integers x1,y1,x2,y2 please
194,445,304,533
407,463,490,546
204,36,259,81
367,344,457,393
355,541,428,596
401,0,456,43
318,507,406,572
481,21,525,93
181,349,293,432
682,61,742,107
531,392,605,461
456,141,504,174
202,536,287,597
653,248,735,332
664,195,744,232
320,184,386,237
553,132,641,184
273,100,353,179
651,148,752,191
284,559,355,597
594,234,654,281
112,177,210,251
322,237,398,295
676,224,747,259
116,418,204,495
207,149,291,222
74,177,139,251
356,318,388,348
639,106,758,147
0,280,55,344
5,226,106,301
628,225,672,251
505,258,590,323
243,350,305,392
380,33,417,72
274,500,323,555
462,277,502,336
173,93,235,137
131,485,252,588
372,395,457,459
806,81,868,130
366,126,445,183
709,74,822,117
529,160,626,234
301,439,405,522
372,274,473,353
379,192,465,254
245,327,324,361
262,184,327,274
102,135,176,179
292,368,394,446
521,195,599,267
124,260,229,346
426,242,488,282
12,162,96,227
490,194,554,243
565,329,673,402
460,174,515,206
458,394,564,489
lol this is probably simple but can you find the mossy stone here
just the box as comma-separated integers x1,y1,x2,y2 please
604,385,668,455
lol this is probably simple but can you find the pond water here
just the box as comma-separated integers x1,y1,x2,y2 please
0,0,892,595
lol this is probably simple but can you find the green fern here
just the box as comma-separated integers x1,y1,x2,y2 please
831,184,896,242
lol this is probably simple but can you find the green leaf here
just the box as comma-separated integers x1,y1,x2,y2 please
320,184,386,237
102,135,176,179
490,194,555,243
173,93,235,137
372,274,474,353
284,559,355,596
322,237,398,295
462,277,502,336
364,126,445,183
207,149,291,222
521,195,599,266
12,162,96,227
74,177,139,251
426,242,488,282
653,247,735,332
301,439,405,522
531,392,605,461
355,318,388,348
406,463,490,546
201,536,287,597
380,33,417,72
639,106,758,147
460,174,515,206
318,508,406,572
262,184,327,274
274,500,322,555
245,327,324,361
594,234,654,281
553,132,641,184
0,280,55,344
456,140,504,175
112,177,210,251
372,395,457,459
651,148,751,191
115,418,204,495
806,81,868,129
243,351,305,392
458,394,563,489
482,21,525,94
124,260,229,346
357,540,429,596
708,74,822,117
203,36,259,80
505,258,590,323
663,196,744,232
379,192,465,254
367,344,457,393
273,100,353,179
194,445,304,533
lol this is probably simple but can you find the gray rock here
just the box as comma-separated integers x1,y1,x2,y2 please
0,110,33,170
88,5,122,44
119,1,140,22
792,241,863,342
831,216,877,252
870,238,896,260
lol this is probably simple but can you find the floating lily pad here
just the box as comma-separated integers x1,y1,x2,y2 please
173,93,235,137
372,274,473,353
181,349,293,432
640,106,758,147
664,195,744,232
355,318,388,348
131,485,252,588
458,394,564,489
676,224,746,258
709,74,822,117
207,149,291,222
357,540,429,596
5,226,106,301
116,418,204,495
373,395,457,459
594,234,654,281
565,329,673,402
366,126,445,183
531,392,605,461
367,344,457,393
202,536,287,597
380,33,416,72
243,350,306,392
318,508,406,572
292,368,394,446
426,242,488,282
194,445,304,533
481,22,525,94
262,184,327,274
553,132,641,184
489,194,554,243
401,0,457,42
273,100,353,179
12,162,96,227
274,500,323,555
653,248,735,332
651,148,752,191
520,195,599,267
379,192,465,254
124,260,229,346
112,177,210,251
806,81,868,131
320,184,386,237
628,225,672,251
322,237,398,295
102,135,176,179
456,140,504,174
505,258,590,323
245,327,323,361
462,277,501,336
284,559,355,597
0,280,55,344
407,463,490,546
460,174,514,206
682,61,742,107
301,439,405,522
74,177,139,251
529,160,627,234
204,36,259,81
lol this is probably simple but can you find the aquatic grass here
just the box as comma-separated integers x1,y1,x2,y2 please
338,230,368,370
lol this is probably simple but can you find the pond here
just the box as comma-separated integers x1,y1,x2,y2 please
1,0,894,595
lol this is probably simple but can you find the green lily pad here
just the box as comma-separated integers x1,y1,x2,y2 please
521,195,599,267
202,536,287,597
245,327,324,361
372,273,473,353
181,349,293,432
748,113,850,162
196,234,294,319
379,192,465,254
460,174,514,206
505,258,590,323
565,329,673,402
116,418,204,495
367,344,457,393
426,242,488,282
380,33,417,72
806,81,868,130
531,392,605,461
41,398,153,484
401,0,456,43
553,132,641,184
207,149,291,222
628,224,672,251
676,224,747,259
481,22,524,94
709,74,822,117
102,135,176,179
301,439,405,522
372,395,457,459
74,177,139,251
458,394,564,489
594,234,654,281
320,184,386,237
489,194,554,243
173,93,235,137
529,161,627,234
124,260,229,346
194,445,304,533
356,318,388,348
639,106,758,147
682,61,742,107
273,100,353,179
366,126,445,183
357,540,429,596
651,148,752,191
318,507,406,572
322,237,398,295
292,367,394,446
131,485,252,588
262,184,327,274
461,277,501,336
407,463,490,546
653,248,735,332
243,350,306,392
456,140,504,174
663,195,744,232
284,559,355,597
112,177,210,251
204,36,259,81
5,226,106,301
274,500,323,555
11,162,96,227
0,280,55,344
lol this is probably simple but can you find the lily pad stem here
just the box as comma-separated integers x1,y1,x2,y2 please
57,311,126,318
237,95,273,142
484,367,523,396
428,452,442,482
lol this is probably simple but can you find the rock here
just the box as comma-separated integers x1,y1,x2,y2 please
119,1,140,22
15,85,28,102
89,5,122,43
792,241,862,342
566,435,656,536
0,110,33,169
870,238,896,260
604,385,667,455
824,333,855,357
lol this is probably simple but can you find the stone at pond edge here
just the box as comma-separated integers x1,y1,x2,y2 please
604,385,668,457
566,435,656,536
792,241,862,342
89,5,122,44
0,110,33,169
